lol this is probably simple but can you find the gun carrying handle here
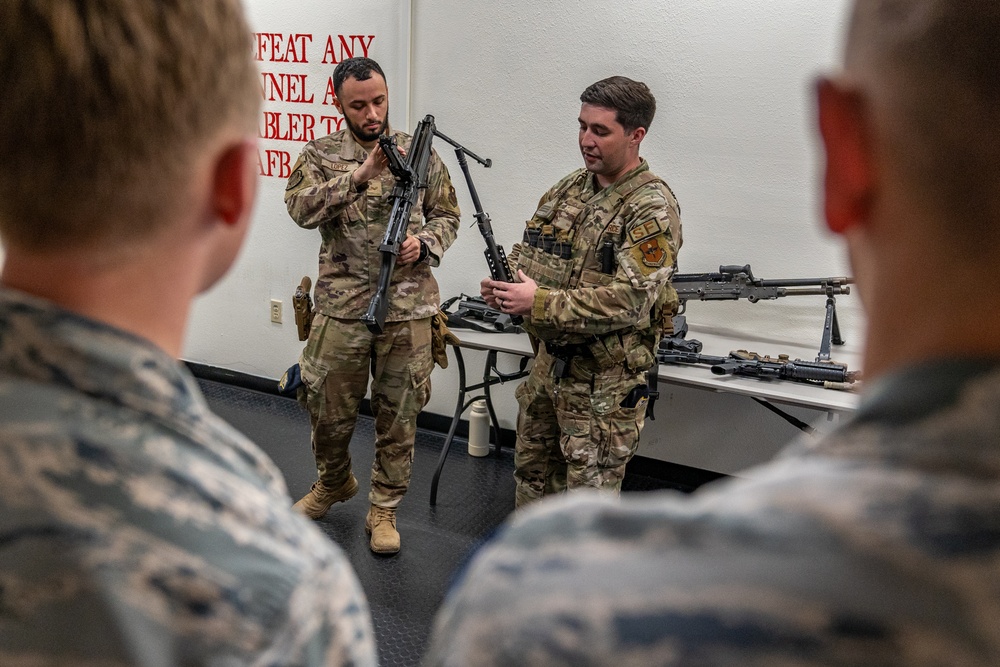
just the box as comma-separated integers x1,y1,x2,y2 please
719,264,752,276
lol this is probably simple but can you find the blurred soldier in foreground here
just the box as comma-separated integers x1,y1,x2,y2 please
425,2,1000,665
285,57,460,554
481,76,681,508
0,2,375,664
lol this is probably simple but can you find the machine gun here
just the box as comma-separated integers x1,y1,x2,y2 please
441,295,522,334
361,115,437,335
668,264,854,360
432,130,523,327
657,345,860,389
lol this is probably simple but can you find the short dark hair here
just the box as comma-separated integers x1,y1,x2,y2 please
580,76,656,132
332,57,386,98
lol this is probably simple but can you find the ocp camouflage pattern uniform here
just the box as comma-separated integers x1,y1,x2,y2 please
0,288,376,667
424,359,1000,666
510,159,680,507
285,127,460,508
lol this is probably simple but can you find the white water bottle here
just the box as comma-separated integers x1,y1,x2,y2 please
468,399,490,457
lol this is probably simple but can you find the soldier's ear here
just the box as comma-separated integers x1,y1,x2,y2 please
629,126,646,146
816,76,875,235
211,139,258,228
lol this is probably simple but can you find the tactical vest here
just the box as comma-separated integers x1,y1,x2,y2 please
515,167,680,372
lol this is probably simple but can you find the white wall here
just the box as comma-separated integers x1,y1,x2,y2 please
184,0,860,475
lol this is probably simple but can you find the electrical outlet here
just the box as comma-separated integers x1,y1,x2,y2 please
270,299,282,324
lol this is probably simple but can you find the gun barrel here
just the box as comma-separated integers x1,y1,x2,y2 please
362,262,394,334
758,276,853,288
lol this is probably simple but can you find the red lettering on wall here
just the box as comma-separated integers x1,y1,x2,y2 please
321,35,376,64
259,112,316,143
322,77,337,106
253,33,313,63
258,149,292,178
318,116,345,134
260,72,315,104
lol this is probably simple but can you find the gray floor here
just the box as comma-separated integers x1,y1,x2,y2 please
198,378,682,666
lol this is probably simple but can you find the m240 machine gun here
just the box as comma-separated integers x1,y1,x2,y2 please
361,115,437,335
431,130,523,327
667,264,854,361
362,115,521,334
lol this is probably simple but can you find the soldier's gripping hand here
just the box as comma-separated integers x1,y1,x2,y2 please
491,270,537,317
480,276,500,309
352,143,407,187
398,235,423,265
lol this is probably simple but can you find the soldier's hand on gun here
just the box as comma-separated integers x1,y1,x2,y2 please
489,270,537,317
353,143,406,186
480,277,500,308
399,235,422,265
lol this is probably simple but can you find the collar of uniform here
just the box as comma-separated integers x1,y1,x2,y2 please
852,357,1000,427
583,158,650,199
338,123,396,162
0,286,210,429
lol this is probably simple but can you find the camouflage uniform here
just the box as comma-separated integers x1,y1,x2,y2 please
510,159,680,507
0,289,376,667
285,127,459,508
424,359,1000,666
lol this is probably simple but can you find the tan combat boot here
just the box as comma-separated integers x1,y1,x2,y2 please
365,505,400,554
293,474,358,520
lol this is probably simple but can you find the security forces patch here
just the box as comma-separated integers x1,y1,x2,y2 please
630,234,670,272
627,219,664,244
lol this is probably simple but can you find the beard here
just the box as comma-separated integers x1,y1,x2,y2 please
345,108,389,143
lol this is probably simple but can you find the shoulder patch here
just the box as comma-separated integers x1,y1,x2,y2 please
627,219,665,244
286,167,305,191
631,235,670,271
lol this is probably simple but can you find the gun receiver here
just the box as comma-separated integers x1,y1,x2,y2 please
432,130,523,327
361,115,437,335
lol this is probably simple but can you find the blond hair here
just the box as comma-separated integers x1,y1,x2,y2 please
845,0,1000,253
0,0,260,251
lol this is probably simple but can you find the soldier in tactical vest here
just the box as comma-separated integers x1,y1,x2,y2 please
483,76,682,508
285,57,460,554
428,2,1000,665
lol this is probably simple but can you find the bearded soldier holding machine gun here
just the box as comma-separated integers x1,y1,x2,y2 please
285,57,460,555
